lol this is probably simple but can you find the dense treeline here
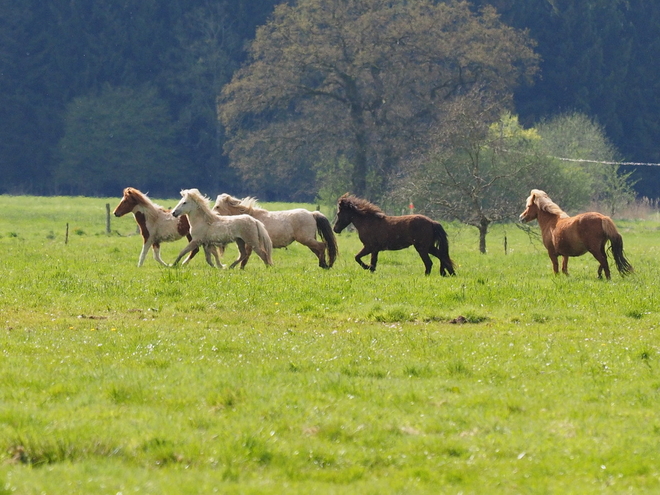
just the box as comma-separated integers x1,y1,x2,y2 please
1,0,659,199
0,0,280,197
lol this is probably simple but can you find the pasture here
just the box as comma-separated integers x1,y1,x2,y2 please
0,194,659,494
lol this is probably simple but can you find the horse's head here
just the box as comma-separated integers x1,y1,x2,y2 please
519,190,543,222
333,194,355,233
113,187,140,217
213,193,232,215
172,189,200,218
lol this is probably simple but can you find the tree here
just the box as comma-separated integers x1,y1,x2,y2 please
391,91,590,253
535,113,636,216
55,85,184,196
219,0,538,201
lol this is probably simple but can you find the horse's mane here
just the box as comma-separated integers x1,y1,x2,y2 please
217,193,263,215
531,189,569,218
124,187,166,212
181,188,216,222
339,194,386,218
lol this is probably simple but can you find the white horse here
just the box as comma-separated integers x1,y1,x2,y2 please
213,193,338,269
113,187,223,267
171,189,273,269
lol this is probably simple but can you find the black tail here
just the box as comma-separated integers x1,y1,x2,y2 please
313,212,339,268
433,222,455,276
603,218,633,276
609,235,633,276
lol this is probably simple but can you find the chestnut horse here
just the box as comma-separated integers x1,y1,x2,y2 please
213,193,338,269
171,189,273,269
113,187,222,267
333,194,455,276
519,189,633,279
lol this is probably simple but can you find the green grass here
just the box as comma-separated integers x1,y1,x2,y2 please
1,195,660,494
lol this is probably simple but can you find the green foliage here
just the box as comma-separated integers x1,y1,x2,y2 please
1,195,660,493
484,0,660,197
392,104,584,252
314,156,354,210
55,85,184,196
220,0,538,200
535,113,636,213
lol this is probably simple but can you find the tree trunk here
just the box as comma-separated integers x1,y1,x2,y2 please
345,77,368,197
478,217,490,254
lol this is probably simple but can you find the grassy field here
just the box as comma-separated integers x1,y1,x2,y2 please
0,194,659,494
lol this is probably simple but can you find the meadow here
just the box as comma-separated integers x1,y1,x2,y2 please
0,194,659,494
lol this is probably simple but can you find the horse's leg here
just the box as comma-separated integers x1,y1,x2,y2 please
211,245,226,269
369,252,379,272
354,246,373,271
138,239,154,267
591,245,611,280
172,240,200,266
548,252,560,275
201,245,220,268
241,245,253,269
415,247,434,275
181,234,200,266
152,243,170,267
301,239,328,268
561,256,569,275
429,245,453,276
229,239,249,269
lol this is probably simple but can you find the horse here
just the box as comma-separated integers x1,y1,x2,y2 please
212,193,338,269
332,193,455,276
112,187,222,267
171,189,273,269
519,189,633,279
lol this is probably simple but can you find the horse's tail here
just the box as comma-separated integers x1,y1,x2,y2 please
312,211,339,267
603,218,633,276
256,220,274,266
432,221,455,276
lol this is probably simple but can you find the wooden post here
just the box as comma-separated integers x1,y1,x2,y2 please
65,223,69,245
106,203,111,234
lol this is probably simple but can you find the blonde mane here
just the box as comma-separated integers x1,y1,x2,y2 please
215,193,264,215
180,188,217,223
530,189,569,218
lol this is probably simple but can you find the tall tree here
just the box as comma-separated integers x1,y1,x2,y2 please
219,0,538,201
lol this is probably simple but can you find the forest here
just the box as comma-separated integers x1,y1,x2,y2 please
1,0,659,201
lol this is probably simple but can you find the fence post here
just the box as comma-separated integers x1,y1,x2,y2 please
106,203,111,234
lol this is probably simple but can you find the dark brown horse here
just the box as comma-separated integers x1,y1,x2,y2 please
333,194,455,276
519,189,633,279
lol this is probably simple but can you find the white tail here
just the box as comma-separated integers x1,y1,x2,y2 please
256,221,273,265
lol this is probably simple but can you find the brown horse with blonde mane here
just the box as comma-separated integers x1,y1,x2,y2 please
519,189,633,279
113,187,223,267
333,194,455,276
